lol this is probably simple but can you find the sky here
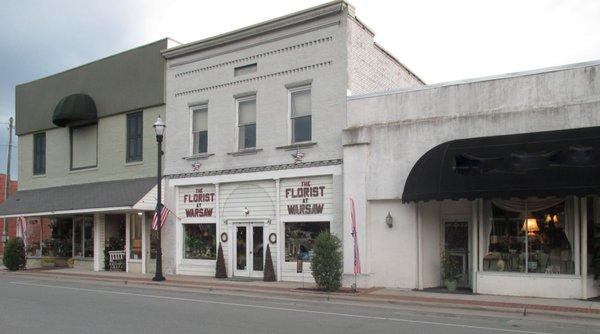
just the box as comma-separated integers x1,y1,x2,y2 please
1,0,599,179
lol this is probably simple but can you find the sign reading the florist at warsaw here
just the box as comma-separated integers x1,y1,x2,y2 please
283,179,327,215
180,185,216,217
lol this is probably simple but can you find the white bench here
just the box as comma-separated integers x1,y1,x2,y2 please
108,250,126,271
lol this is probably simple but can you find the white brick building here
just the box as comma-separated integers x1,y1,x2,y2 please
159,1,422,280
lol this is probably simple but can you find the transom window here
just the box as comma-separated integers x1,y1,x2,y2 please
237,97,256,150
192,106,208,154
289,86,311,143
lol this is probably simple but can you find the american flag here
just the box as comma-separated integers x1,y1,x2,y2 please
350,198,361,274
151,204,177,230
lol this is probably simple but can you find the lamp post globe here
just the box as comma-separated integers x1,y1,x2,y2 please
152,115,166,282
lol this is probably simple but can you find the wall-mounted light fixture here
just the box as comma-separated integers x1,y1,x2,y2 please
385,212,393,228
243,207,250,216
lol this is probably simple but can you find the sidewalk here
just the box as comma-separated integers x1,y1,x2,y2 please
4,268,600,319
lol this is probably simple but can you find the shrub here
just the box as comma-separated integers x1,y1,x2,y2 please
3,237,26,271
215,243,227,279
311,232,343,291
263,244,276,282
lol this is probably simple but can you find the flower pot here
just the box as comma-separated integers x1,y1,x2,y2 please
445,279,458,292
41,256,55,268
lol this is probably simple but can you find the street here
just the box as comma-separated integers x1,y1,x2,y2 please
0,275,598,334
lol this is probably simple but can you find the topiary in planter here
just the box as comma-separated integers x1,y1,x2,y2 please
311,232,343,291
263,244,276,282
3,237,26,271
215,243,227,279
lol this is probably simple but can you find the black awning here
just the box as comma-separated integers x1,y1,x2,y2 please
52,94,97,127
402,126,600,203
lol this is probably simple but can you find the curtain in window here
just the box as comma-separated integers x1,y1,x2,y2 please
238,99,256,125
193,108,208,132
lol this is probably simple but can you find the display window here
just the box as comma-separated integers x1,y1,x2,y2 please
284,221,329,262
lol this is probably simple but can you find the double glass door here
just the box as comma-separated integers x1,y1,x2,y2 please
234,224,264,277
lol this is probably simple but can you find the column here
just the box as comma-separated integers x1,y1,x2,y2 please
93,213,105,271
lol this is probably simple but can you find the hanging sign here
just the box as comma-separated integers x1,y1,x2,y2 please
179,185,216,217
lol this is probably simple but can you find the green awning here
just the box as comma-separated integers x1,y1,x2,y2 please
52,94,97,127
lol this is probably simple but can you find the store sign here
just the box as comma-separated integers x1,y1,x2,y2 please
284,180,326,215
180,186,216,217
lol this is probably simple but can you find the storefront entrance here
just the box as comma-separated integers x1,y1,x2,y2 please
443,219,470,288
234,223,264,278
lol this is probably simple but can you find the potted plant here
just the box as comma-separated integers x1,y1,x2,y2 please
441,251,462,291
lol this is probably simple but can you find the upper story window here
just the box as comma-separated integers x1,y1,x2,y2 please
33,132,46,175
192,106,208,154
70,123,98,170
126,112,143,162
234,63,257,77
237,97,256,150
289,86,311,143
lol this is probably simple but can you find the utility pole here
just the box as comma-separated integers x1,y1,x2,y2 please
2,117,13,248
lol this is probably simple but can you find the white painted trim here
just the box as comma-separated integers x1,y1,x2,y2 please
0,206,134,218
141,212,147,274
471,200,478,293
190,104,209,156
125,213,131,272
93,213,101,271
581,198,588,299
574,197,581,276
169,164,342,186
275,179,282,281
416,202,423,290
235,95,257,151
280,214,332,223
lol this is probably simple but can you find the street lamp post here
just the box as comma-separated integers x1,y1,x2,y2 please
152,116,166,282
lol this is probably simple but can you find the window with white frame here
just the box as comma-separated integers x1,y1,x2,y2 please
73,216,94,258
183,223,216,260
237,97,256,150
70,123,98,170
289,87,311,143
284,221,329,262
192,106,208,154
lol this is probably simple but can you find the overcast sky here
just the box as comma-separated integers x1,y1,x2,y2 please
1,0,599,178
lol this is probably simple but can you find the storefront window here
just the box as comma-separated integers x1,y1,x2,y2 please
130,214,143,260
42,217,73,258
284,221,329,262
183,224,216,260
588,197,600,274
25,217,42,257
73,216,94,258
484,198,574,274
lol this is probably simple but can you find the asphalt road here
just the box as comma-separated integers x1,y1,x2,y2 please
0,275,598,334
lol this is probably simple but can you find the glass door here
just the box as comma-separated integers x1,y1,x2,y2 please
234,223,265,277
443,220,470,287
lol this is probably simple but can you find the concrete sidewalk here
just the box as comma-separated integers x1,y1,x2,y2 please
4,268,600,319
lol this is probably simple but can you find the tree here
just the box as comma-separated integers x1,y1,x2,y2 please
311,232,343,291
263,244,276,282
215,243,227,279
3,237,26,271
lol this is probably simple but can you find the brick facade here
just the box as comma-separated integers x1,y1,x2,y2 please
0,174,18,254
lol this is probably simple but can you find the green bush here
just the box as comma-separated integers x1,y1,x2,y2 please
3,237,26,271
311,232,343,291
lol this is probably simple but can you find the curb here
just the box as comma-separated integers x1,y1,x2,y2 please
5,270,600,320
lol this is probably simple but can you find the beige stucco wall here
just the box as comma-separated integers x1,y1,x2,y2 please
18,105,163,190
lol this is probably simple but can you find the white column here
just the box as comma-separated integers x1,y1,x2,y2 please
275,178,282,281
125,213,130,273
416,202,423,290
141,212,147,274
574,197,581,276
215,183,220,277
581,198,588,299
93,213,104,271
471,200,479,293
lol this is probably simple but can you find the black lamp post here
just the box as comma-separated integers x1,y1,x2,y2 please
152,116,166,282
